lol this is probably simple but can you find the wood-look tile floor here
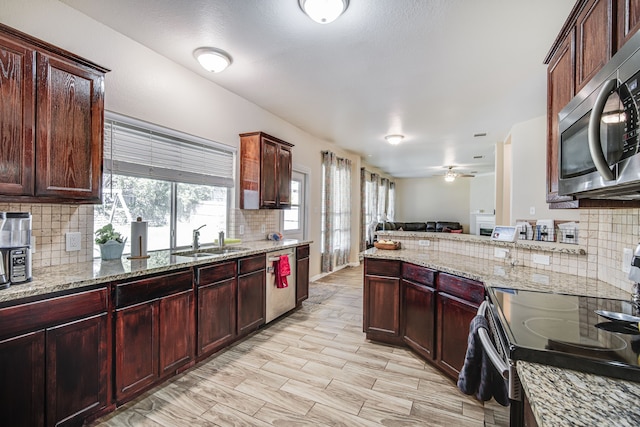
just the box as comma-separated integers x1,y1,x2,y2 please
90,265,509,427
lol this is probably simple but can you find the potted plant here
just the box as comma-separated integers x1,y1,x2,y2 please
95,223,126,260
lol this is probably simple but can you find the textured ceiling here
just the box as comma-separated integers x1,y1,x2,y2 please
61,0,575,178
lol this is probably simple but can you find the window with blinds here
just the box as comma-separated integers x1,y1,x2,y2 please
103,112,235,187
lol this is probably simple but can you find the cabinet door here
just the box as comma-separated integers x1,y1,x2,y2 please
296,255,309,306
198,278,236,356
277,144,292,207
260,137,278,208
158,290,194,375
35,52,104,201
546,30,576,204
575,0,614,92
363,274,401,342
0,34,35,196
436,293,478,379
46,313,108,427
237,270,265,336
618,0,640,49
115,301,158,402
0,330,45,427
402,280,436,360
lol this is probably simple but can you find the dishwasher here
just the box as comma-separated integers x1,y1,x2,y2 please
265,248,296,323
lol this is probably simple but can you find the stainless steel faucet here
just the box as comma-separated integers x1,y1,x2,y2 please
218,231,225,248
192,224,206,251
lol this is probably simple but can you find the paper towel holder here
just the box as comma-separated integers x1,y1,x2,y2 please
127,217,151,260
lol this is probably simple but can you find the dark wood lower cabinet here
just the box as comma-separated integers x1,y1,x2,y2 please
363,272,401,344
46,313,108,427
115,301,158,401
0,330,45,427
114,269,195,404
296,245,310,306
436,292,479,378
402,279,436,360
237,255,266,336
198,278,236,356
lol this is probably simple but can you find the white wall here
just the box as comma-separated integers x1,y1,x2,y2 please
469,173,495,214
2,0,362,277
395,177,470,231
509,116,579,223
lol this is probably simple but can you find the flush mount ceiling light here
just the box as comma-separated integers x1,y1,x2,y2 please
385,134,404,145
299,0,349,24
193,47,232,73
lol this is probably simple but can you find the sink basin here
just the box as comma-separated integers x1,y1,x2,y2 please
172,247,249,258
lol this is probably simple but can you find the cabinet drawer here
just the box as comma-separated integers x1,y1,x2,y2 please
365,258,401,277
238,254,266,275
436,273,484,304
402,263,436,286
115,270,193,308
296,245,309,259
197,261,236,286
0,287,107,339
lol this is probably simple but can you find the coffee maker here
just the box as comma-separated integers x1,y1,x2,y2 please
0,212,32,286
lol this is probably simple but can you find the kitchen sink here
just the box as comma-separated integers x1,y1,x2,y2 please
172,247,250,258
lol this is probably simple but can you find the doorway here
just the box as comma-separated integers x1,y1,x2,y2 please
281,170,307,241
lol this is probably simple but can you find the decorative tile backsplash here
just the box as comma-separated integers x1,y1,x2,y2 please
1,200,638,295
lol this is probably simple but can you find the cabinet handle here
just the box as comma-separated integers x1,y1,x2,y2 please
588,78,617,181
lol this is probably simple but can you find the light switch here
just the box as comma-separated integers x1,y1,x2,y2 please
66,232,81,252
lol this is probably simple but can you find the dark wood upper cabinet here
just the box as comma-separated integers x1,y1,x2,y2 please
0,23,108,204
0,32,35,196
239,131,293,209
575,0,614,93
35,52,104,201
544,0,640,208
546,31,575,205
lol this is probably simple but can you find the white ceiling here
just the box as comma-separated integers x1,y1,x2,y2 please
61,0,575,178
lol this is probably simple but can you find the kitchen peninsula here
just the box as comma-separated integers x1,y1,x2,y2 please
362,238,640,427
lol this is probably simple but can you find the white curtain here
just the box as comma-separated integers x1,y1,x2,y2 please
378,178,388,221
388,181,396,221
321,151,352,273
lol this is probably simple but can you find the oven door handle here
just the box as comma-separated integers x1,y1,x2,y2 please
477,301,509,380
588,78,617,182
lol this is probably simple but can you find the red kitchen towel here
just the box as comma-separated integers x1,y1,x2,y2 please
276,255,290,288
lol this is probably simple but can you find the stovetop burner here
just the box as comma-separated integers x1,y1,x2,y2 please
487,287,640,383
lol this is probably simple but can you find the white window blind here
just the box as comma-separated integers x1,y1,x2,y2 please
104,112,235,187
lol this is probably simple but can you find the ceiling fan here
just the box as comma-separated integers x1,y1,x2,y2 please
441,166,476,182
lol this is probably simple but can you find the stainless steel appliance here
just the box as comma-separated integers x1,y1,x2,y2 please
0,212,8,289
558,29,640,199
480,287,640,425
0,212,32,285
265,248,296,323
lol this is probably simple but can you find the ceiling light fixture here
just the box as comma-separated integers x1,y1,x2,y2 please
444,171,456,182
299,0,349,24
385,134,404,145
193,47,232,73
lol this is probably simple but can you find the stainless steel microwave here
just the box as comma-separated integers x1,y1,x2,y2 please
558,31,640,200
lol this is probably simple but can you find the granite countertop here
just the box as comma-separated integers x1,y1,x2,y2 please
363,247,637,426
0,239,311,304
517,361,640,426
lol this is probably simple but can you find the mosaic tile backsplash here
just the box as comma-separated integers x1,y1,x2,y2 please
1,200,638,293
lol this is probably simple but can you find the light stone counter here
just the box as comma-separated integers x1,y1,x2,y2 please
517,361,640,427
363,247,637,426
0,239,311,304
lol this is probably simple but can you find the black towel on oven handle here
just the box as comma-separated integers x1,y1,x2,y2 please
457,315,509,406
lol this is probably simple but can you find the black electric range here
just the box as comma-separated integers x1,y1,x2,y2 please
486,287,640,383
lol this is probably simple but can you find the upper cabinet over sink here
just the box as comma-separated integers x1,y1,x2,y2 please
544,0,640,208
239,131,293,209
0,23,108,204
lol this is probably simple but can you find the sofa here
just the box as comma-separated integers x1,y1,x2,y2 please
375,221,463,232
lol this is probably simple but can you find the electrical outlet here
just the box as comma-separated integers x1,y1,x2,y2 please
494,248,509,258
65,232,81,252
261,224,266,234
239,225,245,235
623,248,633,273
418,240,430,247
529,206,535,215
532,254,550,265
